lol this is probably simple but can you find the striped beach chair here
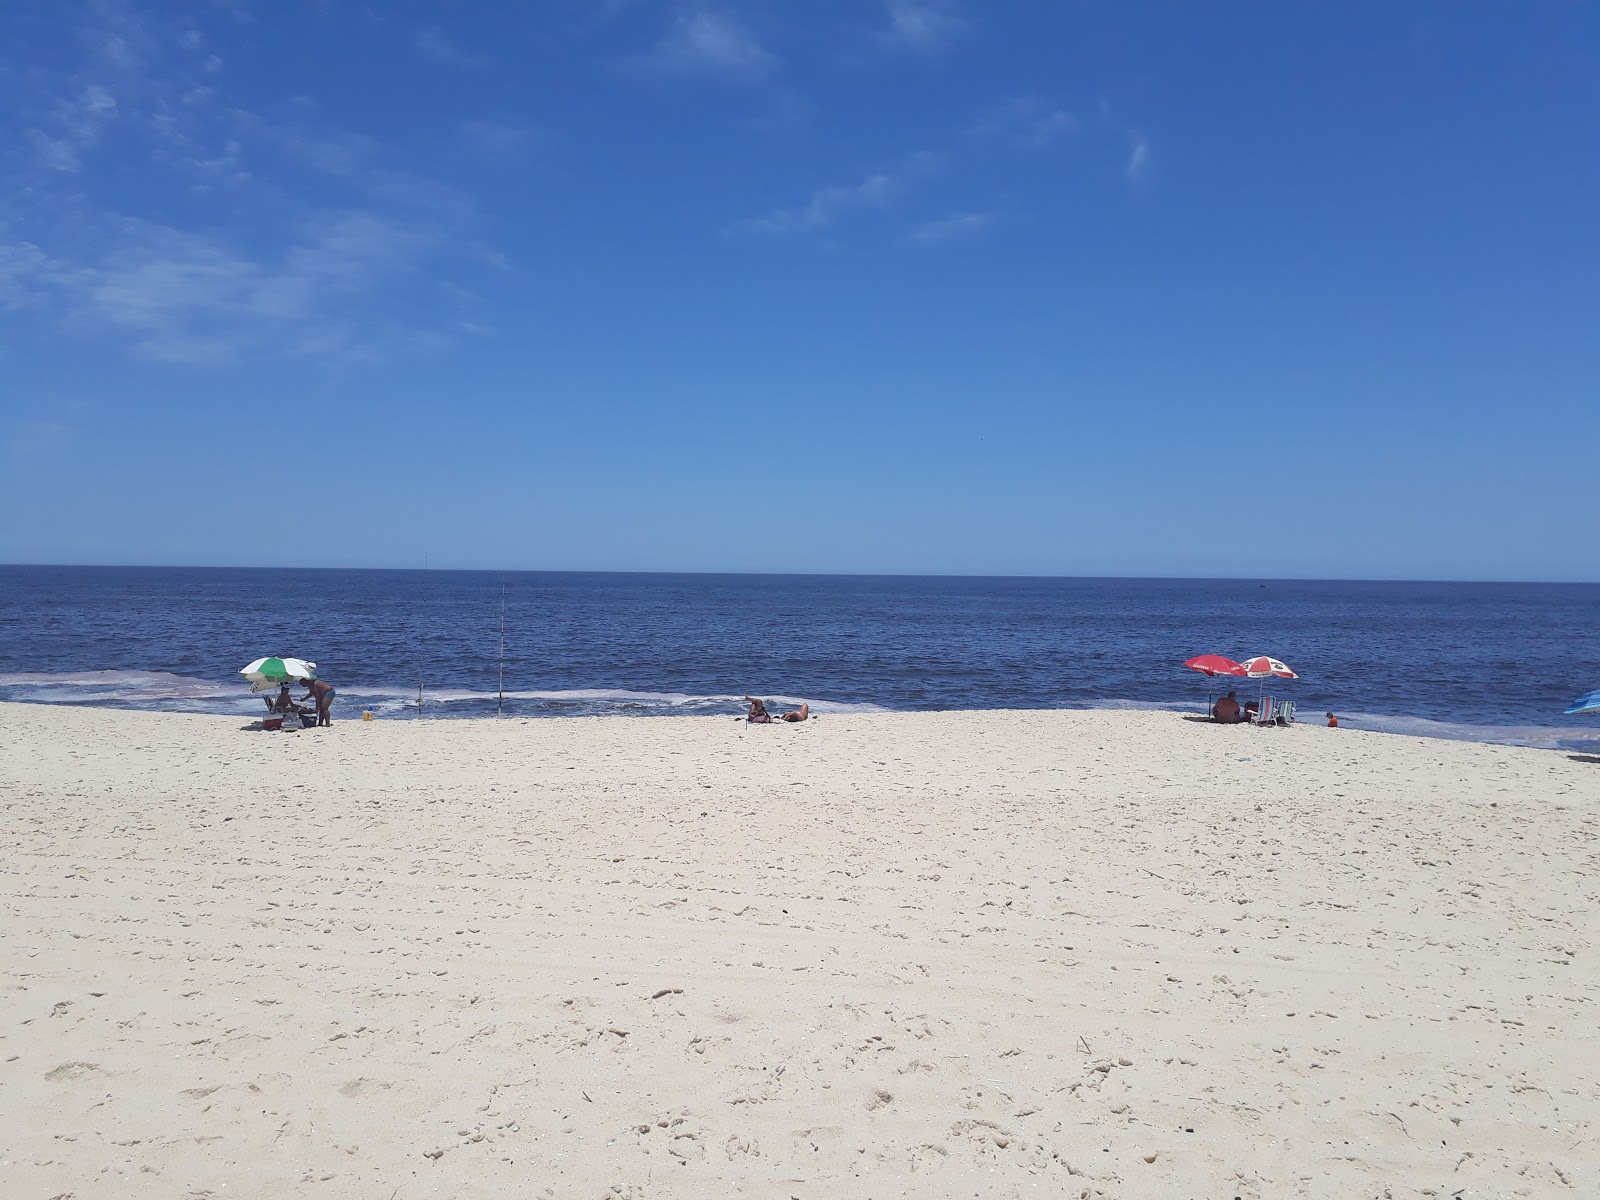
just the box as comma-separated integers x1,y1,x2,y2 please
1255,696,1275,724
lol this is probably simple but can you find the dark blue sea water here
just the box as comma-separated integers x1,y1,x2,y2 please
2,566,1598,751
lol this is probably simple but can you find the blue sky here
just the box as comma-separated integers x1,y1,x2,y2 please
2,1,1596,579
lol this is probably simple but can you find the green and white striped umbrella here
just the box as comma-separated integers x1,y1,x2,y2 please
241,656,317,692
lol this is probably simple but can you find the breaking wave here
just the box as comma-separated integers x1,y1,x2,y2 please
0,672,887,720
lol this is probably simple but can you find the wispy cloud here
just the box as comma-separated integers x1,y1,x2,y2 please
908,211,991,244
1126,131,1150,180
411,26,487,68
641,9,776,80
277,128,382,176
969,99,1078,148
1,7,499,363
733,152,940,235
460,119,539,164
28,85,119,172
5,417,76,460
882,0,967,53
42,212,445,363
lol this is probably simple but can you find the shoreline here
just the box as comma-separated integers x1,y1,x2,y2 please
2,692,1597,754
3,702,1597,1197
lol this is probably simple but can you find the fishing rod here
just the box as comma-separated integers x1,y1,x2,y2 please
417,550,427,718
498,584,505,718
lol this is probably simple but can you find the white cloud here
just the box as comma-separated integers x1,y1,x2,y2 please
968,99,1078,148
28,85,119,172
908,211,991,244
734,151,940,235
45,213,444,363
278,128,382,176
1126,132,1150,180
644,9,775,79
882,0,966,53
411,27,486,68
460,120,539,164
1,12,498,367
5,418,76,460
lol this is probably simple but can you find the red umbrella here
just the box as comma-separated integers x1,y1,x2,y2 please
1185,655,1246,678
1184,655,1246,714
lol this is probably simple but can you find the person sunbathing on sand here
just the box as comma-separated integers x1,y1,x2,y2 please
745,696,809,723
1212,691,1247,724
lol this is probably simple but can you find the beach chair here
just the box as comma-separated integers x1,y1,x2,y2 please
1255,696,1275,725
1275,700,1296,726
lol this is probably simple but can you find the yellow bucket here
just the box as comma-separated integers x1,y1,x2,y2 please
362,710,374,721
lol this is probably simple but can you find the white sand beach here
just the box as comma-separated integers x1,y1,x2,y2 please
2,701,1596,1199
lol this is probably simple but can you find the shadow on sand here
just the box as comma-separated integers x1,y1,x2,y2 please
1567,754,1600,765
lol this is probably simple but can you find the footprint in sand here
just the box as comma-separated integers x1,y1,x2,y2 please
45,1061,106,1082
338,1078,392,1098
865,1088,894,1111
911,1143,949,1173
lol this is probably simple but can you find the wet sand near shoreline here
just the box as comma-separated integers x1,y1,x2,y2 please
2,702,1596,1198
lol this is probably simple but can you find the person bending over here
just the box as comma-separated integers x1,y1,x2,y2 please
299,676,337,727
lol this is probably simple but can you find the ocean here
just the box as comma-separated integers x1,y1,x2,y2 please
2,566,1597,751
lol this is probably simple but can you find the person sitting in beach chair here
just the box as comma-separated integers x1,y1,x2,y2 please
1212,691,1247,723
265,683,303,715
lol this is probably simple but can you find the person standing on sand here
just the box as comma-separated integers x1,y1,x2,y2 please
298,677,337,727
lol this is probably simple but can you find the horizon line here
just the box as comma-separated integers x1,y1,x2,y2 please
3,562,1597,587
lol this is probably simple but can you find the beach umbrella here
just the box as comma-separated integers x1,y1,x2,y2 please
1239,656,1297,679
1186,655,1246,678
241,656,316,692
1239,655,1297,713
1564,689,1600,715
1185,655,1246,714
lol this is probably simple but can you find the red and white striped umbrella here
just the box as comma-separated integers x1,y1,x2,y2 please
1238,655,1297,679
